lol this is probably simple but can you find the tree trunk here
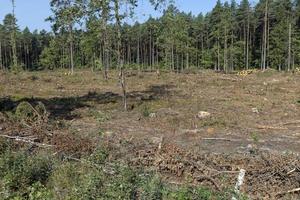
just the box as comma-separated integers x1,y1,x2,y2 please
246,12,250,70
224,26,228,73
149,30,151,70
69,24,74,74
243,23,246,69
230,31,234,71
11,0,18,71
217,37,220,71
120,61,127,111
171,44,174,71
137,33,140,71
261,0,268,71
186,44,189,69
287,22,292,71
114,0,127,111
0,41,2,70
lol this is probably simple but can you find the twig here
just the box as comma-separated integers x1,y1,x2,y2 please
202,138,240,142
219,77,242,82
276,188,300,197
256,125,288,130
280,120,300,126
158,136,164,152
287,168,296,175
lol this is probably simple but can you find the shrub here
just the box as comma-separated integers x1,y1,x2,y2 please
0,151,53,199
28,182,53,200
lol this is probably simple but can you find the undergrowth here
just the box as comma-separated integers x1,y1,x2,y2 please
0,142,238,200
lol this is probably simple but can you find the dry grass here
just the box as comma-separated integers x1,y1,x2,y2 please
1,69,300,154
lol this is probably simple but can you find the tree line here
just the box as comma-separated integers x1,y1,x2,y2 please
1,0,300,73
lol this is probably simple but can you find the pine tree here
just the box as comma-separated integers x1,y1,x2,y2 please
11,0,18,71
209,0,223,71
237,0,252,69
48,0,83,74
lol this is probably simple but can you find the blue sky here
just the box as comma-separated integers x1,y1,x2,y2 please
0,0,254,32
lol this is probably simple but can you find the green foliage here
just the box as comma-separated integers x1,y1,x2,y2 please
0,145,239,200
89,109,110,122
250,132,259,143
28,182,53,200
0,151,54,199
141,104,152,117
3,0,300,71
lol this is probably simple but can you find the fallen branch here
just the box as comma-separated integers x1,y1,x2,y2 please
0,134,52,148
287,168,296,175
256,125,288,130
202,138,240,142
219,77,242,82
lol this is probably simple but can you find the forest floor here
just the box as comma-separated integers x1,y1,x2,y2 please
1,69,300,199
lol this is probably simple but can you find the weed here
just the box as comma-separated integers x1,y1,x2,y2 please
89,109,110,122
141,104,152,117
250,132,259,143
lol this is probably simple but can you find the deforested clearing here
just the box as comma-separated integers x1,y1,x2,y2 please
1,69,300,199
1,0,300,199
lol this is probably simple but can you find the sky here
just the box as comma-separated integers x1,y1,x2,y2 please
0,0,255,32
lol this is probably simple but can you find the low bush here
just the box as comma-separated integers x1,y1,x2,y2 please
0,146,235,200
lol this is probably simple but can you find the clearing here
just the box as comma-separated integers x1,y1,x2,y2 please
1,69,300,199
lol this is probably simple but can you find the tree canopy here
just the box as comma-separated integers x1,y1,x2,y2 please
1,0,300,72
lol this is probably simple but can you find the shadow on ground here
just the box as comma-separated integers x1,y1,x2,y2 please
0,84,174,120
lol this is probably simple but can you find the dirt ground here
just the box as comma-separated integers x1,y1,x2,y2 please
1,69,300,199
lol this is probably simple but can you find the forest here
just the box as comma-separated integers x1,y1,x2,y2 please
1,0,300,199
1,0,300,73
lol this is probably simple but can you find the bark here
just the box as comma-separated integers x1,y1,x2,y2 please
137,33,140,71
246,12,250,70
114,0,127,111
287,22,292,71
224,26,228,72
217,37,220,71
186,44,189,69
149,29,152,70
120,61,127,111
261,0,268,71
171,44,174,71
0,41,2,70
69,24,74,74
11,0,18,70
